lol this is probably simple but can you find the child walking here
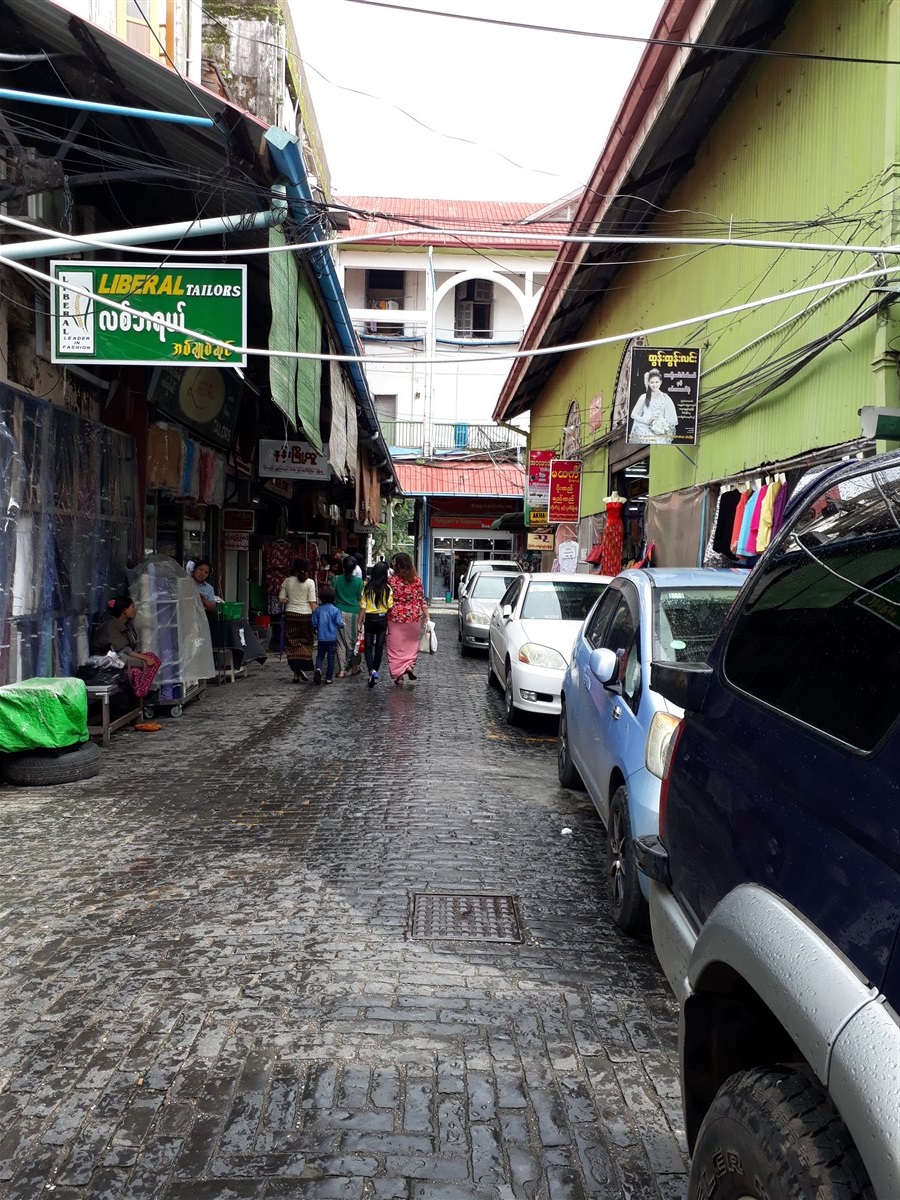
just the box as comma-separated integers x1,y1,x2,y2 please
311,585,344,685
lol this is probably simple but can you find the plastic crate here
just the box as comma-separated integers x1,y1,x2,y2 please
217,601,243,620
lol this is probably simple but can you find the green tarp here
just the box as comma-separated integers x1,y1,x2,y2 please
268,228,323,451
0,677,89,753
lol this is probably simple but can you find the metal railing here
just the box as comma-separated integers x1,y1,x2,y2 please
380,420,526,453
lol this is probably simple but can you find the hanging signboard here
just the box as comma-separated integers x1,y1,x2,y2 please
223,509,255,533
548,460,582,523
258,439,330,480
525,449,554,525
626,346,700,446
527,528,554,551
51,262,247,366
223,531,251,552
148,365,243,449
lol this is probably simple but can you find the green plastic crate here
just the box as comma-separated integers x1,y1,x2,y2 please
217,601,243,620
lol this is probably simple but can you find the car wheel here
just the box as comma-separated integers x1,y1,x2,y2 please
460,643,471,657
504,662,521,726
457,624,462,643
0,740,102,787
487,644,496,686
557,702,584,790
608,786,650,937
688,1065,873,1200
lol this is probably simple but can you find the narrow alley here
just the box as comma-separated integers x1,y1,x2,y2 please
0,611,687,1200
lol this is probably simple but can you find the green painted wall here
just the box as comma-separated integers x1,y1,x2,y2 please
528,0,900,509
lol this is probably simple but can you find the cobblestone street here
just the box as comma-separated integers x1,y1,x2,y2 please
0,611,688,1200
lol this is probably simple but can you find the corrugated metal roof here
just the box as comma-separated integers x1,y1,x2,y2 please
394,460,525,497
338,197,566,251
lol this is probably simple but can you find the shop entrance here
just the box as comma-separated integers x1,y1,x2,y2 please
431,534,515,600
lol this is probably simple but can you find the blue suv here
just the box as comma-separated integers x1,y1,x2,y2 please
636,452,900,1199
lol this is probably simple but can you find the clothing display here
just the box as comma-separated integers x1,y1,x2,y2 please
599,500,625,576
710,490,742,556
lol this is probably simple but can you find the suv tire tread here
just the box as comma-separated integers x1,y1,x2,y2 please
689,1064,874,1200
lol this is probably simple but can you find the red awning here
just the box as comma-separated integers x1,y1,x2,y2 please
394,461,525,498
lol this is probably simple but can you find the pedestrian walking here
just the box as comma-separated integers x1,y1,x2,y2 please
279,558,317,682
311,585,343,685
386,552,429,685
359,560,393,687
334,554,364,679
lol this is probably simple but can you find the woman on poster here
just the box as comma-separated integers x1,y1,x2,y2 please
630,369,678,444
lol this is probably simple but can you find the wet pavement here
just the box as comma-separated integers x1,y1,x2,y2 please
0,610,688,1199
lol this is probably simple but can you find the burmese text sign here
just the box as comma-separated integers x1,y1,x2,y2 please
548,460,581,523
51,262,247,366
626,345,699,445
526,449,554,525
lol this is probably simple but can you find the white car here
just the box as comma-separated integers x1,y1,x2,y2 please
487,572,611,724
459,559,520,599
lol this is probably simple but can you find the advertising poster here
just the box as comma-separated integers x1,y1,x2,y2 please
626,346,700,446
548,460,581,523
526,449,554,525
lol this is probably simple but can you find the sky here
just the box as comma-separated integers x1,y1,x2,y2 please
293,0,665,203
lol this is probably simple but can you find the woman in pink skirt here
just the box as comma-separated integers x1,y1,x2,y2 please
386,553,429,685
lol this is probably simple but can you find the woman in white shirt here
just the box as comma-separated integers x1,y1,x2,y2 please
278,557,318,682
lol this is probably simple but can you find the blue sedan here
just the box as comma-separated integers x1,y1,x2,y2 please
557,567,747,936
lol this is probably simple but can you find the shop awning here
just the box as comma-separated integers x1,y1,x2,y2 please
394,460,525,498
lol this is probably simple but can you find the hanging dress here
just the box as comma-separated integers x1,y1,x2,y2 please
600,501,625,576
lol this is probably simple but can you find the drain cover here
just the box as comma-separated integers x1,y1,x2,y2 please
409,892,522,943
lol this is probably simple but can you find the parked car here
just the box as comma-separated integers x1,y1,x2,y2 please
487,572,610,724
458,570,521,655
636,452,900,1199
458,559,520,599
557,568,747,936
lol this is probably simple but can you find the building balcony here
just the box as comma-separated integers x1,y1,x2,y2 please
380,419,526,455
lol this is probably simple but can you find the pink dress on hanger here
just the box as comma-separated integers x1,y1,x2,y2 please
600,501,625,576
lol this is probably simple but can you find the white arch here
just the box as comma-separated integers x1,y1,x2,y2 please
433,268,530,322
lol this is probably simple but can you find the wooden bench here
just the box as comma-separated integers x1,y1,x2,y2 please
86,683,142,747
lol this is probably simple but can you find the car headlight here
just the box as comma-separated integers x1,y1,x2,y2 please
518,643,567,670
465,609,489,623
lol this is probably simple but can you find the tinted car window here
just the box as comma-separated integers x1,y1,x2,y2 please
655,588,739,663
499,576,524,609
584,587,620,649
602,595,641,706
723,464,900,751
521,582,602,621
471,573,519,599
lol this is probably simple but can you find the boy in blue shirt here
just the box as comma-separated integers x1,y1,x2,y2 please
311,585,344,685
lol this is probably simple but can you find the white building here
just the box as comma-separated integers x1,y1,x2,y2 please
337,197,572,455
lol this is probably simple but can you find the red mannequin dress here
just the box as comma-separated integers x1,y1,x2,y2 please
600,500,625,576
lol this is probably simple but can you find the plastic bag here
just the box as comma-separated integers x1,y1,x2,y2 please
419,619,437,654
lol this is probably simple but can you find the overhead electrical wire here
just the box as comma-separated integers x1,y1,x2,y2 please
2,251,895,369
344,0,900,66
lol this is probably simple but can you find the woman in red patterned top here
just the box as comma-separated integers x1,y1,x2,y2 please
386,552,429,685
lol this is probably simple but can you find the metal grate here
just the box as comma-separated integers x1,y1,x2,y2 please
409,892,523,943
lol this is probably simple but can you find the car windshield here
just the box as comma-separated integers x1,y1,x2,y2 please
471,573,518,599
521,581,602,622
654,588,739,662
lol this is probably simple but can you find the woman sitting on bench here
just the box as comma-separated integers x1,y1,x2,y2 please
92,596,161,699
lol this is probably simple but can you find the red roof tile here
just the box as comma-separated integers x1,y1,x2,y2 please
394,460,525,498
337,196,566,251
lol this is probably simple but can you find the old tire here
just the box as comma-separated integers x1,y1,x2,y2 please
557,702,584,790
688,1065,873,1200
0,740,102,787
608,786,650,937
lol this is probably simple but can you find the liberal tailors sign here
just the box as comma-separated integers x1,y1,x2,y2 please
51,262,247,366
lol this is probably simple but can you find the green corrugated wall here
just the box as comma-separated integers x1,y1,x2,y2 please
529,0,899,507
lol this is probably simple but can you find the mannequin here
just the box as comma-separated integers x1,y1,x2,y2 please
600,492,625,576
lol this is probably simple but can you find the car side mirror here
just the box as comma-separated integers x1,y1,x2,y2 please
501,604,513,620
589,647,619,687
650,660,712,711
